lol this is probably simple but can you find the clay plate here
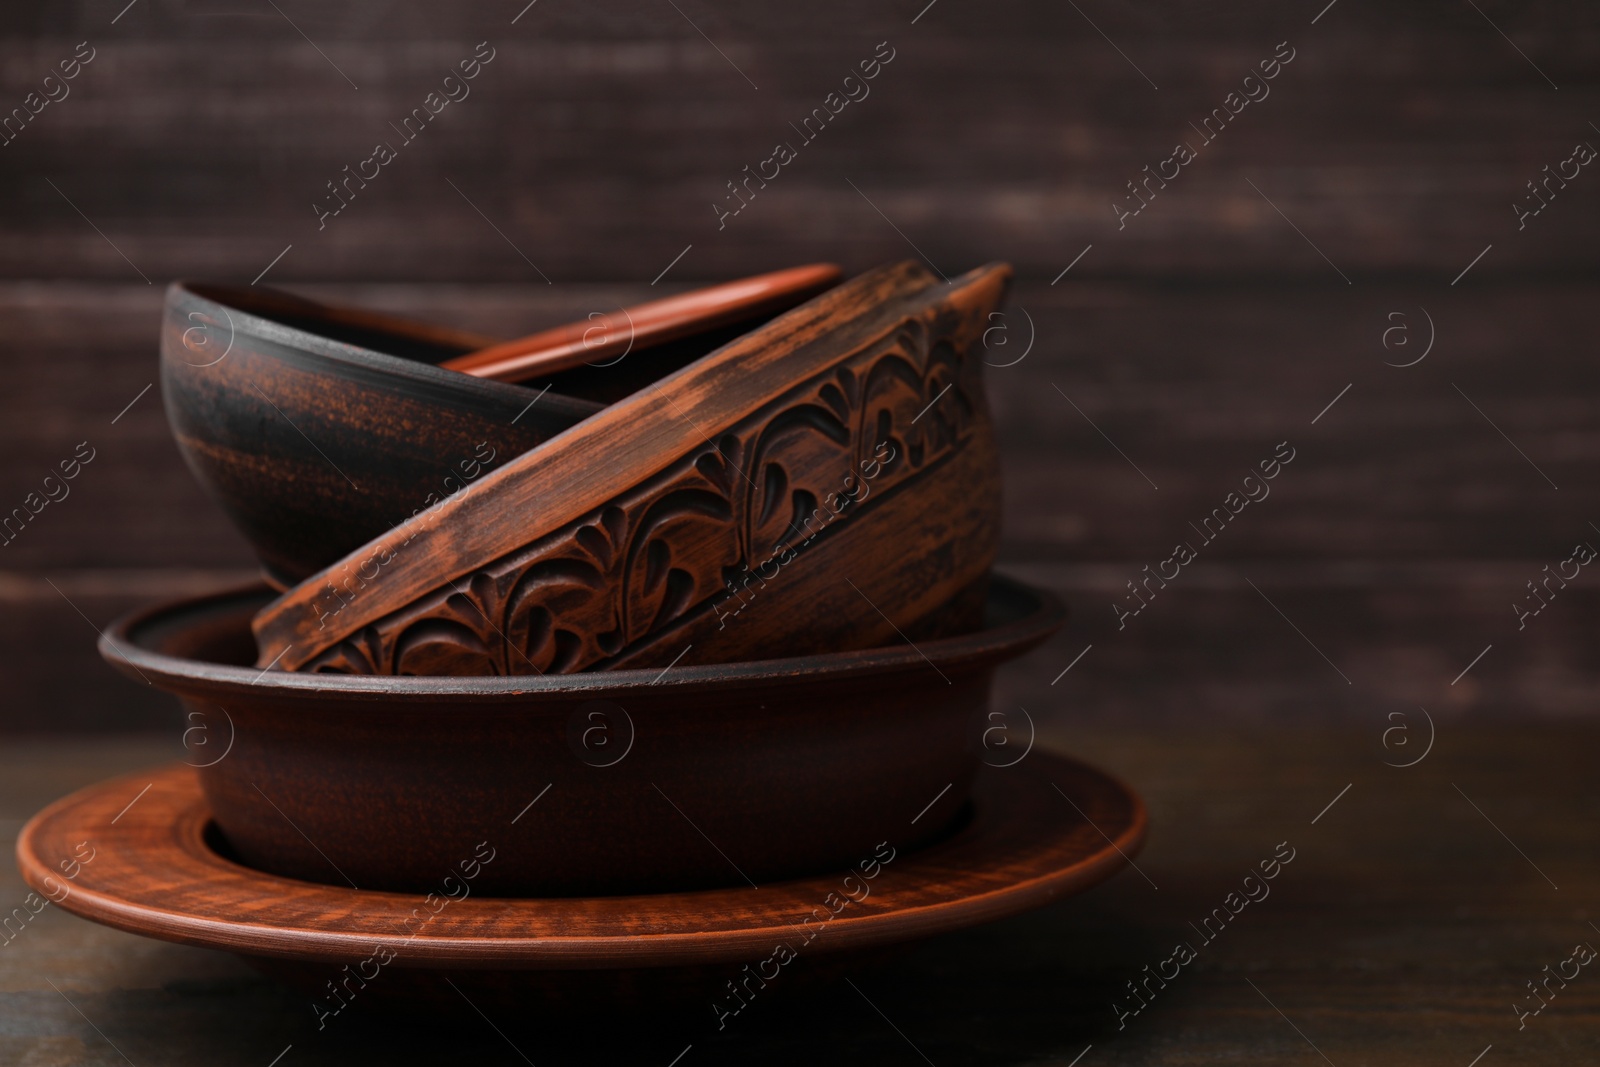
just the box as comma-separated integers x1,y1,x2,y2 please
15,753,1144,1016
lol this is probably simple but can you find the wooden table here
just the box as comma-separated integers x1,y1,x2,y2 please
3,718,1593,1066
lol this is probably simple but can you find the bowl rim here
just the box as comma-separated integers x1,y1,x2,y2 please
100,572,1066,703
164,280,605,421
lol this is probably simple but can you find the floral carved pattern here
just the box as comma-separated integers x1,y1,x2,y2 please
301,300,991,676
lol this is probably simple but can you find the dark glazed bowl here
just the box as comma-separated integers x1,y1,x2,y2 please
101,574,1065,897
161,283,773,588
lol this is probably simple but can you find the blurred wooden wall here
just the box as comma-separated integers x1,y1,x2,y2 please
3,0,1598,281
2,0,1597,730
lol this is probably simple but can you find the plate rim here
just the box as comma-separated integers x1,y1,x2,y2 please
16,751,1144,970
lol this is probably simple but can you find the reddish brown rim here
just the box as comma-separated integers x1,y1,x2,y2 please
16,753,1143,968
99,573,1066,703
439,264,843,383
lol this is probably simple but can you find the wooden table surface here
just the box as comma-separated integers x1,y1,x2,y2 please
3,718,1595,1066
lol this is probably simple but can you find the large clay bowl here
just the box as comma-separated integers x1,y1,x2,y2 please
162,283,779,588
100,574,1065,897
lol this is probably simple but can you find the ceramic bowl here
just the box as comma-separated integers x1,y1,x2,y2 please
251,261,1010,679
161,283,777,588
100,574,1064,897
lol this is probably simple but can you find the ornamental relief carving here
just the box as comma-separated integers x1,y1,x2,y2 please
302,307,987,676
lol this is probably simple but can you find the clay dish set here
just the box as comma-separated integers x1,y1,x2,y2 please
19,259,1147,1014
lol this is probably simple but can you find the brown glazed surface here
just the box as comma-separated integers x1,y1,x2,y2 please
160,283,601,588
253,261,1011,676
98,575,1064,897
14,751,1141,1009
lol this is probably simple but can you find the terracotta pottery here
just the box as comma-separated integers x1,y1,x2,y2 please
162,275,834,589
162,283,592,589
439,264,842,383
99,574,1064,896
15,753,1143,1016
253,260,1011,676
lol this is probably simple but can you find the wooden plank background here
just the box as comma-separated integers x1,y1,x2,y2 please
0,0,1596,282
1,0,1597,730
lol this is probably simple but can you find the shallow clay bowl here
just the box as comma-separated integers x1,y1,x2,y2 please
100,574,1064,897
162,283,796,588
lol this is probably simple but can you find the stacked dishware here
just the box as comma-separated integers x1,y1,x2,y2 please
16,261,1145,1023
